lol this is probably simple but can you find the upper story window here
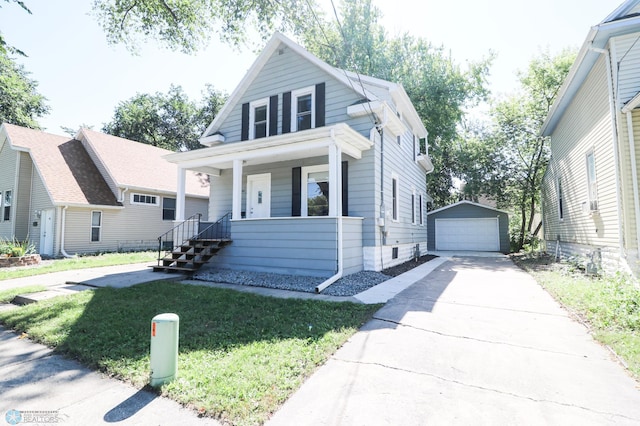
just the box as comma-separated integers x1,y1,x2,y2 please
250,98,269,139
131,193,158,206
586,152,598,211
291,86,315,131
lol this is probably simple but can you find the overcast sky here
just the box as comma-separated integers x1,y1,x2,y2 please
2,0,624,135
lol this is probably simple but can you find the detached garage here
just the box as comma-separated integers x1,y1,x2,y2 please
427,201,510,254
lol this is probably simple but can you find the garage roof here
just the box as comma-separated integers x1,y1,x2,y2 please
428,200,509,216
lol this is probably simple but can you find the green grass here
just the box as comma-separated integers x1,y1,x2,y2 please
0,251,157,281
0,281,381,425
0,285,47,303
514,254,640,378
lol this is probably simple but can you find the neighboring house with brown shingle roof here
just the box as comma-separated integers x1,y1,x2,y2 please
0,123,208,256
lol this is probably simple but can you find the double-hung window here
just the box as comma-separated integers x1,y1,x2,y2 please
3,190,12,221
162,198,176,221
249,98,269,139
91,211,102,242
291,86,315,131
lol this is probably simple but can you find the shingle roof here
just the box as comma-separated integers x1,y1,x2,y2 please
2,123,120,207
79,129,209,197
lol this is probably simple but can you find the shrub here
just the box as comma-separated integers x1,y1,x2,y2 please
0,238,35,257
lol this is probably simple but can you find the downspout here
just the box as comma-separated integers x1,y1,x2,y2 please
59,205,75,258
590,44,625,258
118,187,129,203
623,111,640,259
316,132,343,293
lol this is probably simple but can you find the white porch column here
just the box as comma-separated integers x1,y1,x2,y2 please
328,143,342,217
232,159,243,220
176,167,186,221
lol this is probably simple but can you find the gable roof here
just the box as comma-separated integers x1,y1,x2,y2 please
542,0,640,136
1,123,120,207
427,200,509,216
78,129,209,198
200,32,427,141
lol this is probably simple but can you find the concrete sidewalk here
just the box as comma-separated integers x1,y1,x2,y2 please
268,256,640,425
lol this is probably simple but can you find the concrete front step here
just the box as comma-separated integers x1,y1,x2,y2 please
12,283,96,305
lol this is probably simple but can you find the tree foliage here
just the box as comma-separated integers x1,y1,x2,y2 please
303,0,492,206
102,84,226,151
1,0,31,56
91,0,320,53
0,50,49,129
456,49,576,251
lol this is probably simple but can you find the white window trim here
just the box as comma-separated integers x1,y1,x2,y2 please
391,172,400,222
162,197,176,221
249,97,269,140
411,188,417,225
3,189,12,222
0,190,3,222
91,210,102,242
291,86,315,132
419,193,424,226
301,164,329,216
130,193,159,206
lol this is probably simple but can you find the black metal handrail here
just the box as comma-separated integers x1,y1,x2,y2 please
156,213,201,266
196,212,231,240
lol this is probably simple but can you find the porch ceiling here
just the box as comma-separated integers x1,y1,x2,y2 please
165,123,373,171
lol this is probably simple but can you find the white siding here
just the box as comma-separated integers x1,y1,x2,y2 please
0,140,18,238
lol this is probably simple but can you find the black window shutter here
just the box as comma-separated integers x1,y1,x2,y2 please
315,83,325,127
282,92,291,134
241,102,250,141
269,95,278,136
292,167,301,216
342,161,348,216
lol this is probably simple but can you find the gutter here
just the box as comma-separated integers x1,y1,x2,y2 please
59,206,75,258
118,187,129,203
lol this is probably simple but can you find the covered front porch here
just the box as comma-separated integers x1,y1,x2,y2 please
165,124,373,277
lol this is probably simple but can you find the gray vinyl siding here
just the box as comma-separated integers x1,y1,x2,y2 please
342,217,364,274
426,203,510,253
14,152,33,240
0,141,18,238
203,217,348,277
542,54,618,250
217,46,368,142
61,194,207,254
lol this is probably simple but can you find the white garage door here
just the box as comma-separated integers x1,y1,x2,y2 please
435,218,500,251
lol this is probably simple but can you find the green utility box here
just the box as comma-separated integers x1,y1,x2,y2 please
150,313,179,387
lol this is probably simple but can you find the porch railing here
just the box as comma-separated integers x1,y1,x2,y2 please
157,213,202,265
156,212,232,266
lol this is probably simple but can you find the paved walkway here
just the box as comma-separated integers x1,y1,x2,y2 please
2,255,640,425
268,256,640,425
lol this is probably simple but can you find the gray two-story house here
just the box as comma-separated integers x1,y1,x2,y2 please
166,33,433,285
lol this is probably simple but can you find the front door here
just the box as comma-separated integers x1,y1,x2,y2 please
246,173,271,218
40,209,54,256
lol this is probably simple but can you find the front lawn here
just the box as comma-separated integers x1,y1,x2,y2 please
0,281,381,425
0,251,157,281
513,253,640,378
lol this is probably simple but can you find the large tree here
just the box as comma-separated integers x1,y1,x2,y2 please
0,50,49,128
1,0,31,56
91,0,320,53
457,49,576,251
103,84,226,151
303,0,492,206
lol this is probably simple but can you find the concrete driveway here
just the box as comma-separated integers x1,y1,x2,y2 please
268,256,640,425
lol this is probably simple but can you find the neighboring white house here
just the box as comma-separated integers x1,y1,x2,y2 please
0,124,209,256
165,32,434,279
541,0,640,274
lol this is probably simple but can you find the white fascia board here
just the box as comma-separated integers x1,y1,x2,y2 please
623,91,640,113
54,203,124,210
347,101,405,136
390,86,428,138
542,14,640,135
199,133,225,147
427,200,509,216
417,154,434,173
